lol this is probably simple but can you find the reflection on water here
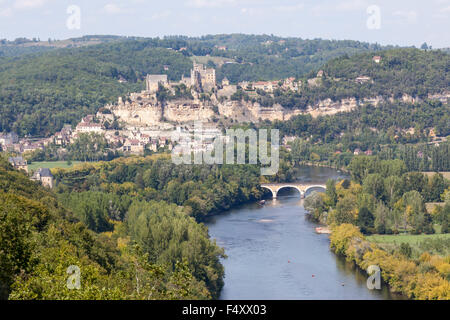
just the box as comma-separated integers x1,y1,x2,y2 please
205,166,406,300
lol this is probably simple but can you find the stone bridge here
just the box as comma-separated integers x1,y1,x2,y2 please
261,183,326,199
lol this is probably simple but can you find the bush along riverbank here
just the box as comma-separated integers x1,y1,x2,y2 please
303,156,450,299
330,224,450,300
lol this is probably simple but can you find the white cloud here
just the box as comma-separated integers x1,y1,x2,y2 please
0,0,51,17
103,3,133,15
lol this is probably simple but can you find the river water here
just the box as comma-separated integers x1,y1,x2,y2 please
205,166,404,300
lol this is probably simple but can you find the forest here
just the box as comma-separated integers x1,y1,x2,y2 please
0,34,395,137
304,156,450,299
0,155,225,300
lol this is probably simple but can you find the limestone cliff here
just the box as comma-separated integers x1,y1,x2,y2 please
106,91,448,127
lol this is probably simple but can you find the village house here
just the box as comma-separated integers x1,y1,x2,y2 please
282,77,298,91
31,168,54,188
54,124,73,146
8,156,28,173
353,148,362,155
149,140,158,152
373,56,382,64
123,139,144,155
0,132,19,151
253,81,278,93
22,141,43,153
75,122,104,134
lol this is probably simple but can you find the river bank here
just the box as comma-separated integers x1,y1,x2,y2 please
330,224,449,300
205,166,402,300
298,161,350,174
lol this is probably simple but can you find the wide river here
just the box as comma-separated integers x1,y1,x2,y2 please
205,166,404,300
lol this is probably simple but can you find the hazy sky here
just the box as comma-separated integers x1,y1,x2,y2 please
1,0,449,48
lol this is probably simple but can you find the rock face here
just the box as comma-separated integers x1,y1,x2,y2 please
165,101,215,122
106,91,447,127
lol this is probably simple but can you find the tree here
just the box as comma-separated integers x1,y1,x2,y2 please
357,207,375,234
363,173,385,200
374,201,390,234
0,193,38,299
425,173,447,202
125,200,225,298
325,179,338,206
334,194,356,225
384,175,403,206
304,191,325,222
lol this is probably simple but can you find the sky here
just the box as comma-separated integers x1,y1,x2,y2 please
0,0,449,48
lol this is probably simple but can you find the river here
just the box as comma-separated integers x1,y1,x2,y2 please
205,166,404,300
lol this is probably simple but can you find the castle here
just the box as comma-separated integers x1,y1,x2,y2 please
146,74,169,93
190,62,216,92
145,62,216,94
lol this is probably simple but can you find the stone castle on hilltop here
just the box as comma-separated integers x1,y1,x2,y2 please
190,62,216,92
145,62,216,94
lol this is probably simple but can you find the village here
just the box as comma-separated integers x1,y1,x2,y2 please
1,56,448,189
0,61,308,161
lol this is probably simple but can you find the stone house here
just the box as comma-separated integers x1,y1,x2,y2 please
8,156,28,173
31,168,54,188
123,139,144,155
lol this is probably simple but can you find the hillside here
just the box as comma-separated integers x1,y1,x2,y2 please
0,156,225,299
0,35,448,138
0,35,128,57
0,35,387,137
264,48,450,111
0,41,192,137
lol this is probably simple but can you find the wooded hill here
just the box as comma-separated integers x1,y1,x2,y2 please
0,35,448,138
0,156,225,299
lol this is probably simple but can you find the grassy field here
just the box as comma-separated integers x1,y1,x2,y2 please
367,233,450,244
367,233,450,257
28,161,84,171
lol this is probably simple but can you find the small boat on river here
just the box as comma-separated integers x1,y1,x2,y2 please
258,200,266,205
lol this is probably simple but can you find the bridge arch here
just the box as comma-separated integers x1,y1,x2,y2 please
261,183,327,199
304,185,327,196
276,185,303,198
260,185,277,199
